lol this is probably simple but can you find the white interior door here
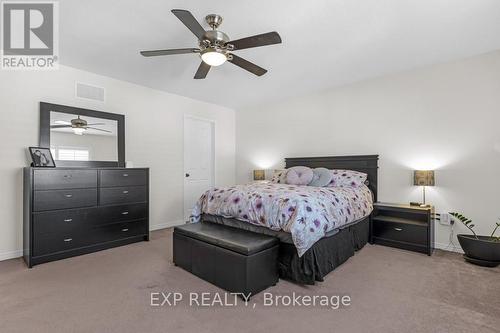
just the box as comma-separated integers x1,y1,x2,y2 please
184,116,215,222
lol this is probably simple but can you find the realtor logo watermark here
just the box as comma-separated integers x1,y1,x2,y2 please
1,1,59,70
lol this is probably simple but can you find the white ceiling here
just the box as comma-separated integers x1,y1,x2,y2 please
59,0,500,109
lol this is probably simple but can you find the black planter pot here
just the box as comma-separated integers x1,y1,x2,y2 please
457,234,500,267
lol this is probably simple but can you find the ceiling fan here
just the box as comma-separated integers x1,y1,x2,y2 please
50,116,111,135
140,9,282,79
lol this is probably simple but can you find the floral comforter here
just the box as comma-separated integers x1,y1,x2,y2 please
190,182,373,257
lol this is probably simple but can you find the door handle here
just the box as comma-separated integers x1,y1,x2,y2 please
123,173,129,177
65,194,73,198
122,190,129,194
185,173,190,177
121,211,129,215
63,238,73,242
394,227,403,232
121,228,129,232
64,219,73,222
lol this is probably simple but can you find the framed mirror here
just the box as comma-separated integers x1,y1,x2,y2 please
39,102,125,167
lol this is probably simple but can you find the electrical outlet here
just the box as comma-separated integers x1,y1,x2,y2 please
440,213,451,225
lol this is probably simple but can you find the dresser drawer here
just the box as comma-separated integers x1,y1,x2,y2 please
34,188,98,212
100,186,147,205
34,169,97,190
33,220,148,257
372,220,427,246
98,203,147,223
33,232,92,257
33,207,102,236
95,220,148,243
100,169,147,187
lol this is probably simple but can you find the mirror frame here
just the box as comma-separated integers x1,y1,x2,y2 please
39,102,125,167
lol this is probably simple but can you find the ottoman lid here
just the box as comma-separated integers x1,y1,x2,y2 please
174,222,279,255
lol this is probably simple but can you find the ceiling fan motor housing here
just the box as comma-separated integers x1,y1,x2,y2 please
205,14,223,29
199,29,233,59
72,117,87,128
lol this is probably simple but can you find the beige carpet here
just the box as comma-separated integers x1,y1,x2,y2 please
0,228,498,333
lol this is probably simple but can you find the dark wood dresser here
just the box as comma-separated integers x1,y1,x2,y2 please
23,167,149,267
370,203,434,256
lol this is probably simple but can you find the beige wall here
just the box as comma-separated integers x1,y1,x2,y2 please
0,65,236,260
236,51,500,251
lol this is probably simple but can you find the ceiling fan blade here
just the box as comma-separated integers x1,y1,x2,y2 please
228,54,267,76
50,125,72,129
228,32,282,50
171,9,206,40
86,127,112,133
140,48,199,57
194,62,211,79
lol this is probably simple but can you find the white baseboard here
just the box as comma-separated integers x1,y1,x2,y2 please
0,249,23,261
434,242,464,254
150,220,185,231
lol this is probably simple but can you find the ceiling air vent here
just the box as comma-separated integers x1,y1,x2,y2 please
75,82,105,102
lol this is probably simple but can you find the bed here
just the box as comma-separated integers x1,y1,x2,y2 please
192,155,379,284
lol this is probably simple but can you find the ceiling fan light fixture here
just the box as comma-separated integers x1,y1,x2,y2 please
200,48,227,66
73,127,86,135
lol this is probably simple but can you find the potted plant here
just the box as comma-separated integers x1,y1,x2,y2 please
449,212,500,267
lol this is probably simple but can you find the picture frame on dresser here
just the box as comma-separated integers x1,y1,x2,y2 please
28,147,56,167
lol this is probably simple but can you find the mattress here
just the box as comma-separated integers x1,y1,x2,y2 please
202,213,366,244
191,182,373,256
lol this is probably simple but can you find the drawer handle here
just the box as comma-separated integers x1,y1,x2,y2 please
123,173,129,177
63,238,73,242
122,228,129,232
65,194,73,198
394,227,403,232
121,211,129,215
64,219,73,222
122,190,129,194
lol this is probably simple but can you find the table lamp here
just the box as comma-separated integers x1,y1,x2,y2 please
253,170,265,181
413,170,435,207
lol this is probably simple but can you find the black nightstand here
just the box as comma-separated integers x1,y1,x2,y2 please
370,203,434,256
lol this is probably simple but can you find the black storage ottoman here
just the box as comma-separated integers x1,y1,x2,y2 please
173,222,279,297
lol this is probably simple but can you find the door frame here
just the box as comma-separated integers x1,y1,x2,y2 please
183,114,216,222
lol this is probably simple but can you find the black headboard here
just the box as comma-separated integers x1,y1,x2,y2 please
285,155,379,201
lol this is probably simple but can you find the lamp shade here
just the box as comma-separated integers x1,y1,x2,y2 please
414,170,435,186
253,170,265,181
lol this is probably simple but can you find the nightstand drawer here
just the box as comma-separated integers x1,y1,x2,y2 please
373,220,427,246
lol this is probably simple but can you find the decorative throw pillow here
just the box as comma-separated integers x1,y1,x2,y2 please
270,169,288,184
327,169,368,187
286,166,314,185
308,167,333,187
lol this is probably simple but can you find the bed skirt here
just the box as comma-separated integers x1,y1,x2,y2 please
278,217,369,284
200,215,370,285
